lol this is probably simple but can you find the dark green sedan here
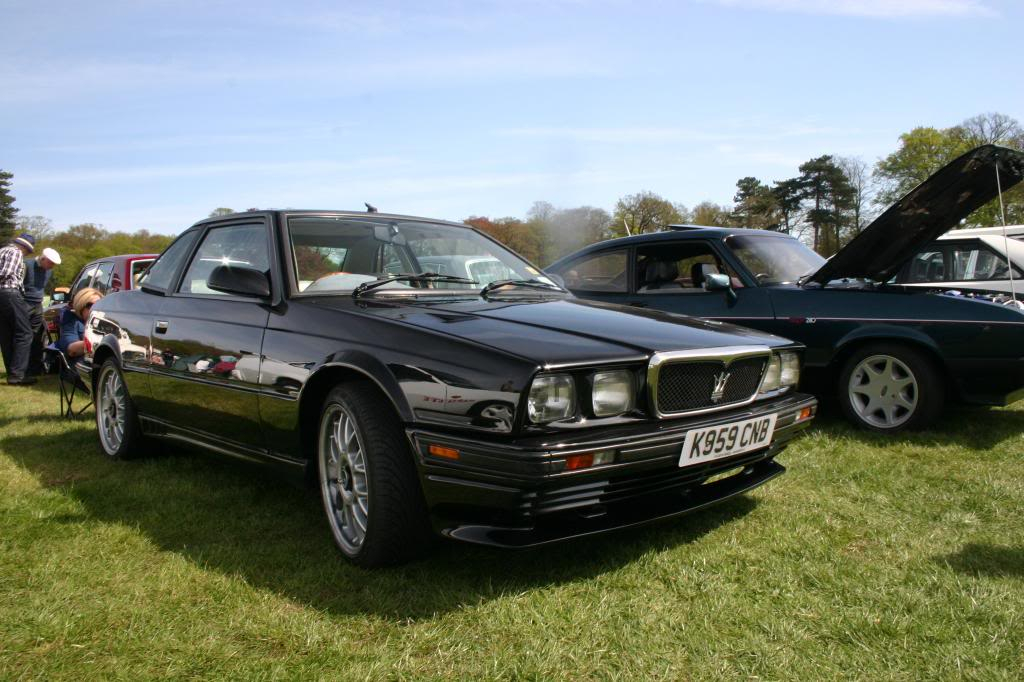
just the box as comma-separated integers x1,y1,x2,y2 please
549,145,1024,432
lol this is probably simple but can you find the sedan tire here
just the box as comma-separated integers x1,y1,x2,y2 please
95,359,145,459
838,343,944,432
317,382,432,567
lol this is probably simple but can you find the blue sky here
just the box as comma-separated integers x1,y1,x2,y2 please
2,0,1021,234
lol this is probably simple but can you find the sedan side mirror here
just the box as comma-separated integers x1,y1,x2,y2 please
704,272,738,304
207,265,271,298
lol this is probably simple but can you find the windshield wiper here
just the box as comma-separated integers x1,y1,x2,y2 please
352,272,477,298
480,278,566,299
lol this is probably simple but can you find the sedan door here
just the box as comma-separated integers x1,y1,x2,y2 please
147,220,273,451
622,240,776,325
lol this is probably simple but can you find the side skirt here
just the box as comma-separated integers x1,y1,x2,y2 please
138,415,308,479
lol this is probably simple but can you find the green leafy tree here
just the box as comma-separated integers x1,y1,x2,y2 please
209,207,235,217
612,191,687,237
873,113,1024,226
691,201,732,227
0,170,18,242
47,224,174,291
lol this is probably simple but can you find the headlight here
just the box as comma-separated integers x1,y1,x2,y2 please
527,374,576,423
759,354,781,393
779,351,800,388
758,351,800,395
591,370,635,417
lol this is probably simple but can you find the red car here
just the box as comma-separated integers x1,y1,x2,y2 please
45,253,158,336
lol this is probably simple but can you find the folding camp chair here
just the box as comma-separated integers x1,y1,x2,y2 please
43,343,93,418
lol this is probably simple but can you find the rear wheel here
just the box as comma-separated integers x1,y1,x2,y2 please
838,344,944,432
95,359,144,459
317,382,432,567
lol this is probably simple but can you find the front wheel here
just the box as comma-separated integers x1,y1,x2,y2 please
95,359,144,459
317,382,432,567
838,344,944,432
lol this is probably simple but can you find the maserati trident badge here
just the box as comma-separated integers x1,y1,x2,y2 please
711,371,731,403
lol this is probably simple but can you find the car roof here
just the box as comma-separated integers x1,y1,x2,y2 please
550,225,795,264
85,253,159,264
936,225,1024,239
190,209,472,231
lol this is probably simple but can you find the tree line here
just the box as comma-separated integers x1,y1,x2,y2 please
2,112,1021,278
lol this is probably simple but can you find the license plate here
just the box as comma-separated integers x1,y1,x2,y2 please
679,414,777,467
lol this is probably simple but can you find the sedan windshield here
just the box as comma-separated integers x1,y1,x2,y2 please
289,216,554,294
726,235,826,285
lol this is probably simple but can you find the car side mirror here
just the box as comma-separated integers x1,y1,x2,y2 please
51,292,65,303
704,272,738,304
207,265,271,298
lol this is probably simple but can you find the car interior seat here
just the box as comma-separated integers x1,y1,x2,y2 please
641,260,681,290
691,262,720,289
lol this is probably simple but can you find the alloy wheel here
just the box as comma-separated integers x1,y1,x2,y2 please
97,365,127,453
847,354,919,429
318,403,370,555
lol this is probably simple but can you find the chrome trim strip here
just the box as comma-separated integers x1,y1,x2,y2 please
648,345,772,419
542,356,648,371
790,317,1024,325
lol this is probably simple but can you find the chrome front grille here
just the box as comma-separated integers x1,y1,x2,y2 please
648,346,771,417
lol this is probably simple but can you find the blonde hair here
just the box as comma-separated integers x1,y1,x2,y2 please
72,287,103,318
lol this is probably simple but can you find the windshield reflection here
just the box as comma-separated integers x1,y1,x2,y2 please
726,235,826,285
289,217,551,294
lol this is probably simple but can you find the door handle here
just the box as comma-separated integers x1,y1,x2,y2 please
155,320,169,334
629,301,649,308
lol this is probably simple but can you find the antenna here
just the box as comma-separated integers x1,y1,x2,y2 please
995,163,1018,306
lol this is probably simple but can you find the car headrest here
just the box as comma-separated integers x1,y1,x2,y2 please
691,262,719,288
646,260,679,284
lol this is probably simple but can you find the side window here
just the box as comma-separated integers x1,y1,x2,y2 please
91,262,116,294
636,242,742,293
142,231,199,291
179,223,271,295
903,250,946,283
948,243,1020,281
562,251,629,293
71,264,98,297
130,259,154,288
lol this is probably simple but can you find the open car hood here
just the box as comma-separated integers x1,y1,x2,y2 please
806,144,1024,285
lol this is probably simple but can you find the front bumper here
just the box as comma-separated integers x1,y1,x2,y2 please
408,392,817,548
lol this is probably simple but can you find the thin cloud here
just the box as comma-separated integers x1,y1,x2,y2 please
15,158,409,188
703,0,996,18
496,124,866,144
2,44,614,104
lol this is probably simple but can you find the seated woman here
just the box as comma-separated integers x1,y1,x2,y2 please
58,287,103,359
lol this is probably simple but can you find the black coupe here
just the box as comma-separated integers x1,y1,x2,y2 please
80,210,817,566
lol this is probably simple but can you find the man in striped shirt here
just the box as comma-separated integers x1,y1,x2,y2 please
0,233,36,385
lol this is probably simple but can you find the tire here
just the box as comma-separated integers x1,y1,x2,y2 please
95,359,145,459
316,381,433,567
838,343,944,432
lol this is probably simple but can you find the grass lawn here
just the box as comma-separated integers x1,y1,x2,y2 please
2,371,1023,680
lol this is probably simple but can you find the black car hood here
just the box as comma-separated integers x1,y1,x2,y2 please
807,144,1024,285
339,296,792,367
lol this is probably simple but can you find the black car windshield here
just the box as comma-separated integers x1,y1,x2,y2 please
726,235,826,285
289,216,555,294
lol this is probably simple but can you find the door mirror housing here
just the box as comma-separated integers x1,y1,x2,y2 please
704,272,738,304
207,265,271,298
704,273,731,291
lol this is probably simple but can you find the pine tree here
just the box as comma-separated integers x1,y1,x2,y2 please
0,170,18,242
